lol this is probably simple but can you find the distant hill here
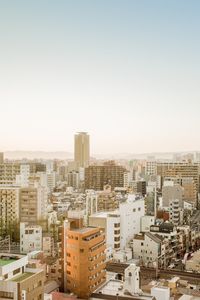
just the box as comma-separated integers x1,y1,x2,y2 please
3,150,196,161
4,151,73,160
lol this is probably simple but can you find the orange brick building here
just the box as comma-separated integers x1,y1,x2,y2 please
62,220,106,298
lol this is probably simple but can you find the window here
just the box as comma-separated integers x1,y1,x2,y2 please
138,207,141,211
141,242,143,246
133,208,136,212
13,268,21,275
80,249,84,253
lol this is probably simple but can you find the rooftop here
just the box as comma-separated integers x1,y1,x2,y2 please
12,272,33,282
71,227,97,234
0,253,23,267
0,258,17,266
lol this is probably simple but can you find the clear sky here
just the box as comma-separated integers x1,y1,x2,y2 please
0,0,200,154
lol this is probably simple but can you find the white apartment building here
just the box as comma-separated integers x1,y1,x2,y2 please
132,232,163,267
16,164,30,187
20,222,42,254
141,216,155,232
145,161,157,176
85,190,98,223
38,171,58,193
89,211,121,251
123,171,132,189
119,194,145,249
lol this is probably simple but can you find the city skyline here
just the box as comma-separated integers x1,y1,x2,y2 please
1,0,200,154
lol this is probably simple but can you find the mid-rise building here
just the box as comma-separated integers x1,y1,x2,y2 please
89,211,121,251
61,219,106,298
145,160,157,176
20,222,42,254
132,232,164,267
0,186,20,236
0,163,20,185
67,171,80,189
119,194,145,249
19,183,48,224
162,182,183,208
85,161,126,190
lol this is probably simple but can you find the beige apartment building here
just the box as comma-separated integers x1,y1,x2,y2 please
0,152,4,164
157,162,199,191
19,184,47,224
0,186,20,236
85,161,126,190
0,163,21,184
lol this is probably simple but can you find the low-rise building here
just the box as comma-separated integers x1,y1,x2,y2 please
0,252,44,299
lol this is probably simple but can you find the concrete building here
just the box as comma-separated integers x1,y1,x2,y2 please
145,160,157,176
0,252,44,300
16,164,30,187
85,161,126,190
85,190,98,222
123,264,141,295
0,163,21,185
67,171,80,189
74,132,90,168
157,162,199,194
141,216,155,232
132,232,163,267
42,235,55,257
119,194,145,249
169,198,183,226
165,176,197,206
151,286,170,300
20,222,42,254
61,220,106,298
19,183,48,224
185,250,200,272
0,152,4,164
38,172,58,193
89,211,121,251
97,185,118,211
162,182,183,208
0,186,20,235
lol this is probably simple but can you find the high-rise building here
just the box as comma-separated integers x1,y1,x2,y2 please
74,132,90,168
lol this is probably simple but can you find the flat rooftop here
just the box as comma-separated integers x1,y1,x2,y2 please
71,227,97,233
90,211,119,218
0,258,17,266
12,272,33,282
0,253,24,267
94,279,153,300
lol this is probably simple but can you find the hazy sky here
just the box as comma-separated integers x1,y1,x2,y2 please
1,0,200,154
